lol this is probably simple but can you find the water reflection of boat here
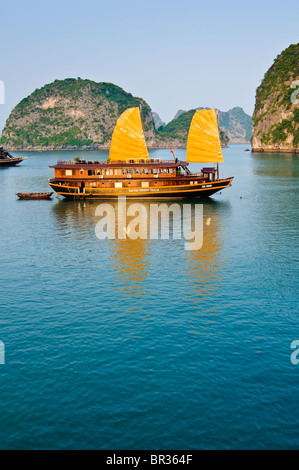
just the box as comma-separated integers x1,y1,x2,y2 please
52,197,230,283
51,197,231,332
182,199,232,334
52,199,151,288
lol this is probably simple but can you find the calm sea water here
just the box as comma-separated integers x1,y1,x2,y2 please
0,145,298,450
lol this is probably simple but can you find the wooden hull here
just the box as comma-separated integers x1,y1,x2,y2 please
49,178,233,199
16,192,53,200
0,157,26,167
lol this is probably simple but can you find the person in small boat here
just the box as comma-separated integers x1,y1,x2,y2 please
0,148,12,159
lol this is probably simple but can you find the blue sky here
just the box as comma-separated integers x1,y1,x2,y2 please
0,0,298,131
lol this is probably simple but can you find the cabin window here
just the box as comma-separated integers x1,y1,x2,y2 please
140,169,144,174
60,170,65,176
88,169,96,176
142,182,149,188
144,168,148,175
131,169,135,174
135,169,139,174
115,169,122,176
97,169,102,175
105,169,110,175
153,169,157,174
127,169,130,174
65,169,73,176
123,169,126,175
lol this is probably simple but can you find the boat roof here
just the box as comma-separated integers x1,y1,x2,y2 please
49,159,189,169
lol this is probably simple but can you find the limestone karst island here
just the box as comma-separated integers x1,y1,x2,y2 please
252,43,299,153
0,79,253,151
0,44,298,154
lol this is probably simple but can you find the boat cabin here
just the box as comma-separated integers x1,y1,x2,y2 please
49,157,214,192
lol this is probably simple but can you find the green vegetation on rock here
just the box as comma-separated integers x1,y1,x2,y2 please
157,110,197,141
255,44,299,111
156,109,229,146
252,43,299,152
0,78,155,150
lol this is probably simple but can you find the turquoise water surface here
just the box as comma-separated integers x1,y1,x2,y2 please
0,145,298,449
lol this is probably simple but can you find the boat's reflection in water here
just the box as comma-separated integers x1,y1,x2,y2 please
52,197,231,332
183,199,230,334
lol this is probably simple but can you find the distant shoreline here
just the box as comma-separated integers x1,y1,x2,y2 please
251,147,299,154
3,143,247,152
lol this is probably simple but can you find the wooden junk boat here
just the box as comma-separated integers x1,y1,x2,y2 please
0,147,27,166
16,192,53,200
49,107,233,199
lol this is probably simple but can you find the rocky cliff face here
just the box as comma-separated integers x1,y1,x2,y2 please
152,112,166,130
252,43,299,153
217,107,252,143
0,79,156,150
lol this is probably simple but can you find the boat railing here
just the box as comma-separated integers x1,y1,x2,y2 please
57,160,101,165
55,158,185,166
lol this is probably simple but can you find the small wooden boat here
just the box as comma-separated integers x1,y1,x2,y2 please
16,192,53,200
0,147,27,166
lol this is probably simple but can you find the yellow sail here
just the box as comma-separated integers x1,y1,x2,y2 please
186,108,223,163
109,107,149,161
